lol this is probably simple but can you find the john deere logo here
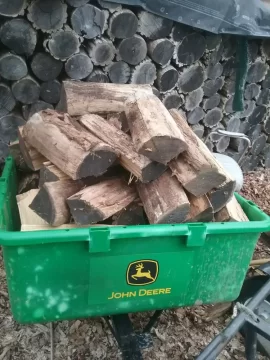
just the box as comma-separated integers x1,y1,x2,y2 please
127,260,159,286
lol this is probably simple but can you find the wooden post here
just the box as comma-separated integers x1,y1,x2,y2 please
185,88,204,111
71,4,106,39
27,0,67,33
107,61,131,84
169,109,231,196
108,9,138,39
12,75,40,104
65,49,93,80
117,35,147,65
22,110,117,179
0,0,26,17
156,65,179,93
60,81,153,115
174,33,206,66
185,194,213,223
215,195,249,222
0,83,16,117
86,38,115,66
30,179,83,226
125,93,187,164
130,59,157,85
22,101,53,120
79,114,166,183
178,65,205,93
0,112,25,143
86,69,109,83
67,178,137,225
0,18,37,56
148,38,174,66
138,11,173,40
137,170,190,224
44,26,81,61
30,52,63,81
0,52,27,81
40,80,61,104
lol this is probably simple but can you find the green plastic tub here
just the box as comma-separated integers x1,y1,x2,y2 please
0,157,270,324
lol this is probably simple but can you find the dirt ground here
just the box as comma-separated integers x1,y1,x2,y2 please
1,170,270,360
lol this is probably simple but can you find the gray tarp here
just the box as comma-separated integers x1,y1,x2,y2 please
109,0,270,37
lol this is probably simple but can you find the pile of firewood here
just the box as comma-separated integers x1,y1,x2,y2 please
14,82,248,231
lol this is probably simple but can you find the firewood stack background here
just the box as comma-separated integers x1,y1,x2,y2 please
14,82,249,231
0,0,270,173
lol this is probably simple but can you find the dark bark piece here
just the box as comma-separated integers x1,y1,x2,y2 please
0,112,25,144
27,0,67,33
248,105,267,127
185,88,203,111
224,116,240,132
65,0,89,7
251,134,267,156
174,33,206,66
0,52,27,81
162,91,183,110
206,63,223,80
215,196,249,222
247,61,269,84
23,110,117,180
222,57,236,77
0,83,16,117
239,100,256,119
203,77,224,97
0,18,36,56
30,179,83,226
171,23,191,42
248,41,258,63
204,34,221,50
185,194,213,223
203,94,220,110
208,179,236,213
264,117,270,134
87,38,115,66
125,94,187,164
156,65,178,93
215,136,230,153
61,81,152,115
137,170,190,224
131,59,157,85
40,80,61,105
108,9,138,39
22,101,54,120
31,52,63,81
71,4,106,39
203,107,222,128
138,11,173,40
44,27,81,61
262,70,270,89
0,0,26,17
244,83,260,100
65,50,93,80
12,76,40,105
178,65,205,93
191,124,204,139
187,107,205,125
169,109,231,196
112,201,146,226
86,69,109,83
68,178,137,225
80,113,166,183
107,61,131,84
118,35,147,65
97,0,122,12
148,38,174,66
257,89,270,106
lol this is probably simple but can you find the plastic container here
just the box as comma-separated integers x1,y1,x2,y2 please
0,157,270,324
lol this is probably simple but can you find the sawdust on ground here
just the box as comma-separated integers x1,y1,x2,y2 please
1,170,270,360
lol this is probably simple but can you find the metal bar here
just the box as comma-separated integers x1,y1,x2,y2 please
196,278,270,360
245,324,257,360
245,315,270,342
143,310,163,333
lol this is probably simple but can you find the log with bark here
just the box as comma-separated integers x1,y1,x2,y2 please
65,49,93,80
40,80,61,105
0,0,26,17
137,170,190,224
203,94,221,110
22,101,53,120
107,61,131,84
187,107,205,125
125,93,187,164
162,91,183,110
203,107,223,128
131,59,157,85
148,38,174,66
208,178,236,213
108,9,138,39
12,75,40,104
203,78,224,97
156,65,179,93
138,11,173,40
86,69,109,83
206,63,223,80
0,112,25,143
0,83,16,117
117,35,147,65
79,113,166,182
185,88,204,111
30,52,63,81
169,109,232,196
87,38,115,67
60,81,153,115
215,195,249,222
185,194,213,223
39,162,70,187
22,110,117,179
191,124,204,139
174,33,206,66
178,65,205,93
112,200,146,225
67,178,137,225
245,83,260,100
246,60,268,83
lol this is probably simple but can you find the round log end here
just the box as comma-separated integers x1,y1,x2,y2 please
77,149,117,178
29,187,55,225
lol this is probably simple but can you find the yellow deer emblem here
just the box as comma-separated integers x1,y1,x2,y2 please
132,263,155,281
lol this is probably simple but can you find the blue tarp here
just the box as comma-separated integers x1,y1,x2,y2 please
109,0,270,37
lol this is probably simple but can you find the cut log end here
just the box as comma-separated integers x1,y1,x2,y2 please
67,198,103,225
141,162,166,183
208,180,236,213
29,187,55,225
183,171,226,198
